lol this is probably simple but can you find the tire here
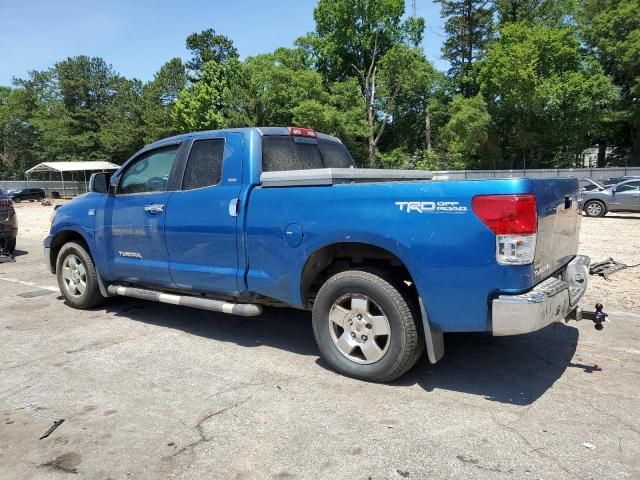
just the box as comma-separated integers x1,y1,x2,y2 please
7,237,16,254
312,269,424,382
13,198,20,203
56,241,105,309
584,200,606,217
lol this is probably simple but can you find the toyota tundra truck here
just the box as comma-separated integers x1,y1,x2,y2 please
44,127,606,381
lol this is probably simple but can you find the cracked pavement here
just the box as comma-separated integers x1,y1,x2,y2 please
1,238,639,479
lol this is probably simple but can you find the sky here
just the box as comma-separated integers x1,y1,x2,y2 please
0,0,447,87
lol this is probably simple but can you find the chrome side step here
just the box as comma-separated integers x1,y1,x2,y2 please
106,285,263,317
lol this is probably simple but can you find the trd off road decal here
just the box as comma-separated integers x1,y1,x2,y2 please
395,201,468,214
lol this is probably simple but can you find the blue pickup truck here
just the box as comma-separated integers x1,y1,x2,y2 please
45,127,604,381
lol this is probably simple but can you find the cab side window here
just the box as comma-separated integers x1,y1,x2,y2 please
119,146,179,194
616,181,640,192
182,138,225,190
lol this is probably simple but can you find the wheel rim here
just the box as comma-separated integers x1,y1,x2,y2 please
587,202,602,216
61,254,87,299
328,293,391,365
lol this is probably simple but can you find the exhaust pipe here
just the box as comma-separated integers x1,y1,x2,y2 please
107,285,262,317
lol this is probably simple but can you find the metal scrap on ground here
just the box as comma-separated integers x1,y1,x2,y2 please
589,258,640,280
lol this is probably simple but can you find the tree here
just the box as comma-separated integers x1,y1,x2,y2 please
437,0,493,96
581,0,640,165
142,58,187,143
99,78,145,162
311,0,422,166
377,45,445,155
478,22,619,168
440,94,491,169
292,78,369,164
172,60,242,132
244,48,328,127
185,29,239,73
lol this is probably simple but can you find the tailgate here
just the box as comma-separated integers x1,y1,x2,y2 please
529,178,581,283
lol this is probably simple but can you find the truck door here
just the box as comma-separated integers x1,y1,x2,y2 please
103,143,182,286
611,181,640,211
164,133,244,295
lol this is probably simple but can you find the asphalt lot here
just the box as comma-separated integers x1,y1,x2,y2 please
1,237,639,479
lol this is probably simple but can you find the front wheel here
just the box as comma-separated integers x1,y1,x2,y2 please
312,269,424,382
584,200,606,217
56,242,105,309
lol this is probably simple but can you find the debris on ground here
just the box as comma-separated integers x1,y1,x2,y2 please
582,442,596,449
39,419,65,440
589,258,640,280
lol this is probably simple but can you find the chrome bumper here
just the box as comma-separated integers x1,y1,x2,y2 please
492,255,589,336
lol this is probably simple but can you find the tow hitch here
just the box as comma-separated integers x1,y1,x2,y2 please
568,303,608,330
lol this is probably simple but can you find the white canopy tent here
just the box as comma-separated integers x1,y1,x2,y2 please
25,161,119,198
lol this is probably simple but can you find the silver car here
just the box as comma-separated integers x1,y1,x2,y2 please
580,178,640,217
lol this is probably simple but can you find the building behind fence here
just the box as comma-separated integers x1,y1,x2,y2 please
1,167,640,199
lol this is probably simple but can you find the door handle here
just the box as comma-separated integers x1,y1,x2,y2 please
229,198,239,217
144,204,165,214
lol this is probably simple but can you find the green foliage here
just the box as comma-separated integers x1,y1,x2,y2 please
185,29,239,73
437,0,494,96
440,94,491,169
478,22,619,167
172,60,241,132
312,0,406,82
581,0,640,163
0,5,638,177
142,58,187,143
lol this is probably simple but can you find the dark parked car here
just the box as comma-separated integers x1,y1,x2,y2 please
579,179,640,217
0,188,18,253
9,188,46,202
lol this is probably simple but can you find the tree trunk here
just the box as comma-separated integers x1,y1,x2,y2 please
424,102,432,153
597,140,607,168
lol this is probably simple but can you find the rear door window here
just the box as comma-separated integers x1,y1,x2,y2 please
182,138,226,190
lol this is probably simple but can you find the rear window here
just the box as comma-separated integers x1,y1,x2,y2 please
318,139,354,168
182,138,225,190
262,136,354,172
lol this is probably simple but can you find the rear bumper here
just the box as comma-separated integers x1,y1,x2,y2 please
492,255,589,336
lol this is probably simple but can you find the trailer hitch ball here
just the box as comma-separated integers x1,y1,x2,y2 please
593,303,607,331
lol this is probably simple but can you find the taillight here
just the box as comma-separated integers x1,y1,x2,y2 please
472,194,537,265
0,199,13,208
288,126,317,138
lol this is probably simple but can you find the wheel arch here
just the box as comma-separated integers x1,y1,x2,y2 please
300,240,444,365
299,241,419,310
49,229,92,274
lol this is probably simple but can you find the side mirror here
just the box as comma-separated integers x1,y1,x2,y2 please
611,186,617,193
89,172,111,193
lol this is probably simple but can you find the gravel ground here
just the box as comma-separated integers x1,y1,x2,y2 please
1,201,638,479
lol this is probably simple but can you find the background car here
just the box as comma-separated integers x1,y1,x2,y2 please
9,188,46,202
580,179,640,217
0,188,18,253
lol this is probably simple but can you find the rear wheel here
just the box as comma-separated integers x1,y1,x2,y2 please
312,269,423,382
7,237,16,253
584,200,606,217
56,242,104,309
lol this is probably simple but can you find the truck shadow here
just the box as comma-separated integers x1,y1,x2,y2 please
104,298,578,406
394,324,579,405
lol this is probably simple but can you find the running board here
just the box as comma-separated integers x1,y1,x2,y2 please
106,285,263,317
